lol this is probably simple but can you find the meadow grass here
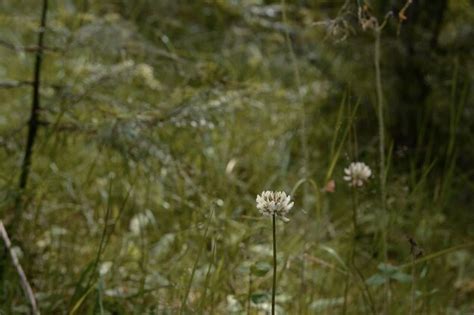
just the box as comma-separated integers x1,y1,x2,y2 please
1,1,473,314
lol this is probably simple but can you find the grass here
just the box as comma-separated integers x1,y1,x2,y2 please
0,1,473,314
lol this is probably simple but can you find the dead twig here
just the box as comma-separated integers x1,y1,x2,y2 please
17,0,49,205
0,221,40,314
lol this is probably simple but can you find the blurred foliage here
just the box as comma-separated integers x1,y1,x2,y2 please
0,0,473,313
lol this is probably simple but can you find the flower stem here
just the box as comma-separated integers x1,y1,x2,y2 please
351,187,358,237
343,187,359,314
374,25,390,313
248,273,252,315
375,28,387,255
410,254,416,315
272,214,277,315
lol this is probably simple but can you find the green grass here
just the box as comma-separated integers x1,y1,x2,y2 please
1,1,473,314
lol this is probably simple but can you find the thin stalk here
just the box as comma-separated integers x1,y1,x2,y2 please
374,26,390,312
281,0,309,208
180,209,214,314
247,273,252,315
0,221,40,315
198,238,216,314
299,248,306,314
91,181,113,275
209,257,224,315
399,241,474,269
272,214,277,315
280,6,314,313
348,113,377,314
16,0,49,206
351,188,358,237
374,27,387,259
342,270,350,314
352,263,377,315
343,187,359,315
410,254,416,315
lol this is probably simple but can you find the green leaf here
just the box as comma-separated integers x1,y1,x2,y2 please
368,263,413,285
391,271,412,283
420,265,428,278
309,297,344,310
250,261,272,277
250,292,269,304
366,273,388,286
319,245,349,271
377,263,399,275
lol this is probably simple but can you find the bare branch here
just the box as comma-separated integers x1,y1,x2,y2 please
17,0,49,198
0,221,40,315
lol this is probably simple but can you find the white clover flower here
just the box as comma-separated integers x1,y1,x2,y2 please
256,191,294,222
344,162,372,187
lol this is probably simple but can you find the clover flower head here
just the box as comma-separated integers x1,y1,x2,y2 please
256,191,294,222
344,162,372,187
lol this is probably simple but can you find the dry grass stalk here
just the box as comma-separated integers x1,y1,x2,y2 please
0,221,40,315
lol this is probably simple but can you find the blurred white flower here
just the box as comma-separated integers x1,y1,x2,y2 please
256,191,294,222
129,209,156,235
135,63,161,89
344,162,372,187
226,295,242,313
99,261,113,275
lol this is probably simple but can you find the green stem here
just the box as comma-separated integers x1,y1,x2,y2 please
343,187,359,314
281,0,309,209
351,188,358,237
342,271,350,315
374,26,390,313
375,27,386,257
410,254,416,315
272,214,277,315
399,241,474,269
180,210,214,314
247,273,252,315
15,0,49,213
